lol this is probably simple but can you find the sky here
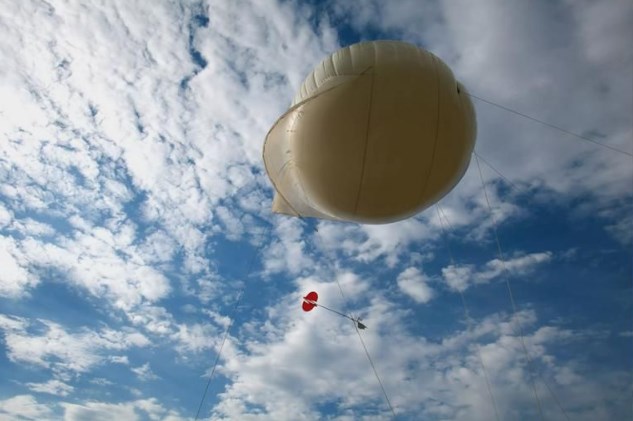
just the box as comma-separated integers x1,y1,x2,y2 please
0,0,631,420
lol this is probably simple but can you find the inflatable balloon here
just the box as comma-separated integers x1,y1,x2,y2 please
263,40,476,224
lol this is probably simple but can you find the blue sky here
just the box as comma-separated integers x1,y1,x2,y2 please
0,1,631,420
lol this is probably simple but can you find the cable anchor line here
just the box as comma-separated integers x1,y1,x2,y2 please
302,291,395,417
435,205,501,421
194,224,272,420
467,92,633,158
465,156,571,420
474,154,545,420
303,298,367,330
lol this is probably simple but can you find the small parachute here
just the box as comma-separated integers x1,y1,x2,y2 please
301,291,367,330
264,40,476,224
302,291,318,312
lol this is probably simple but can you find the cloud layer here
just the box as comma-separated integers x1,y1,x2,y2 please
0,0,630,420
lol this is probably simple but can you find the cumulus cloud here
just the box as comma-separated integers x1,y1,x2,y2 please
442,251,553,292
0,237,36,298
315,216,438,267
396,267,435,303
0,316,149,379
333,0,632,244
208,283,630,420
18,228,172,312
61,398,181,421
0,395,53,421
131,363,159,382
263,218,313,275
25,379,74,397
171,322,222,355
0,0,629,419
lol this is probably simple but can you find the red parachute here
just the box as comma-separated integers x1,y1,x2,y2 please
302,291,318,312
301,291,366,329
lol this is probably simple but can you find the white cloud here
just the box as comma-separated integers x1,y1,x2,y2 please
61,398,186,421
442,252,553,292
25,380,74,397
10,218,56,237
90,377,113,386
109,356,130,365
0,204,12,228
396,267,434,303
442,265,474,293
127,304,175,336
171,322,221,356
331,0,632,244
478,252,553,282
0,395,53,421
0,237,37,298
18,230,172,312
263,218,312,275
316,216,437,266
209,283,629,420
62,402,139,421
0,314,26,331
0,1,629,420
1,316,150,378
131,363,159,381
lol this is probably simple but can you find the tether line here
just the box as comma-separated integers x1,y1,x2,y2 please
194,224,271,420
310,286,395,419
435,205,500,421
461,158,571,420
467,92,632,158
473,151,521,193
194,291,242,420
329,263,396,418
354,322,397,418
475,154,545,420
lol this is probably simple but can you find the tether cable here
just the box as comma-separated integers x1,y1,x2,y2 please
329,258,397,418
464,155,571,420
194,223,272,420
475,154,545,420
467,92,632,158
435,205,501,421
194,291,242,420
353,321,397,418
473,151,521,193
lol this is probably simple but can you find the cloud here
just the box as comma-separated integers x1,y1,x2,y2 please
127,304,176,336
396,267,435,303
131,363,159,381
25,380,74,397
442,265,474,293
208,282,630,420
1,316,149,379
0,395,53,421
61,398,187,421
0,1,629,419
331,0,632,244
109,356,130,365
316,217,436,267
442,251,553,292
171,321,222,356
263,218,312,275
18,226,172,311
0,237,36,298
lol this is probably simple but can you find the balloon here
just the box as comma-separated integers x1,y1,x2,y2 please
264,40,476,224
